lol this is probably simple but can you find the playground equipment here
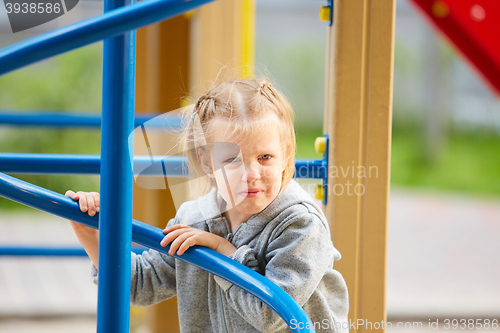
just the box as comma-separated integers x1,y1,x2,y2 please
0,0,334,332
0,154,326,179
0,112,182,128
0,0,420,331
321,2,496,331
408,0,500,96
321,1,395,332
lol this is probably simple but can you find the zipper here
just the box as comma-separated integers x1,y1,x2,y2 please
217,216,251,332
217,283,229,333
217,214,230,332
222,216,234,244
222,215,248,244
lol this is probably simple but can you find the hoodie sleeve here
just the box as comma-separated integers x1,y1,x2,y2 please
130,217,178,306
213,212,338,332
130,248,177,306
90,219,178,307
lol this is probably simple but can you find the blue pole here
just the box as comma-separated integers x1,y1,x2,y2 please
0,172,315,332
0,112,182,129
0,153,188,177
0,246,146,257
96,0,135,328
0,247,88,257
0,153,101,175
294,158,327,179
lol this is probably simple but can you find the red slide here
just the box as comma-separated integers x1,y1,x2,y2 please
408,0,500,97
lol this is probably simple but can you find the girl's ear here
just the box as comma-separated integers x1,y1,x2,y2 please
198,147,214,178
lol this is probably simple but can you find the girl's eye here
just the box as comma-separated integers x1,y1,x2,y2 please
226,157,241,164
260,154,272,160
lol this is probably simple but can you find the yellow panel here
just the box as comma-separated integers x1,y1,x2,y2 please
190,0,255,92
240,0,256,78
135,15,191,333
134,1,255,331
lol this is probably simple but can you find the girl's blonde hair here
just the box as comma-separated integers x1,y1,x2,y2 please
182,77,296,198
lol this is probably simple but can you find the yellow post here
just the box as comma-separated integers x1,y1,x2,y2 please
323,0,396,332
190,0,255,92
134,15,191,333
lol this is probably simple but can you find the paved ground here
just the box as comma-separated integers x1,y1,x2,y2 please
0,317,96,333
387,188,500,319
0,187,499,332
0,212,97,318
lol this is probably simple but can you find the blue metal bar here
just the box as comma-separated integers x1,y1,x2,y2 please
0,153,101,175
97,0,135,327
0,112,182,129
0,172,315,332
0,246,146,257
0,154,324,179
0,153,187,176
0,0,215,77
320,135,329,205
294,158,327,179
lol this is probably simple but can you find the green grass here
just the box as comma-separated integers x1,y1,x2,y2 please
0,44,103,210
0,127,101,210
295,127,325,159
391,128,500,197
295,126,500,198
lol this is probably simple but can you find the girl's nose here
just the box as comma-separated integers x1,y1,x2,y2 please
242,162,261,182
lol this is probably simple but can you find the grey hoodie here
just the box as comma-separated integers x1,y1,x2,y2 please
96,180,349,332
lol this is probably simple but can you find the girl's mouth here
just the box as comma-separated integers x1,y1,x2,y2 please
240,189,264,198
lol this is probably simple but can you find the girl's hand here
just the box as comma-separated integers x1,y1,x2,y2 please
65,191,100,238
66,190,100,216
161,224,237,257
65,190,100,267
65,190,100,237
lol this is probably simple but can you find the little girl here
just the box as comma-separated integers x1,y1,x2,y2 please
67,78,349,333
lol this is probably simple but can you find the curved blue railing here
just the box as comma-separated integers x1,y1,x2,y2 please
0,172,315,332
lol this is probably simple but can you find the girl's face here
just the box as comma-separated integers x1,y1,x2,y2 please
202,115,285,223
